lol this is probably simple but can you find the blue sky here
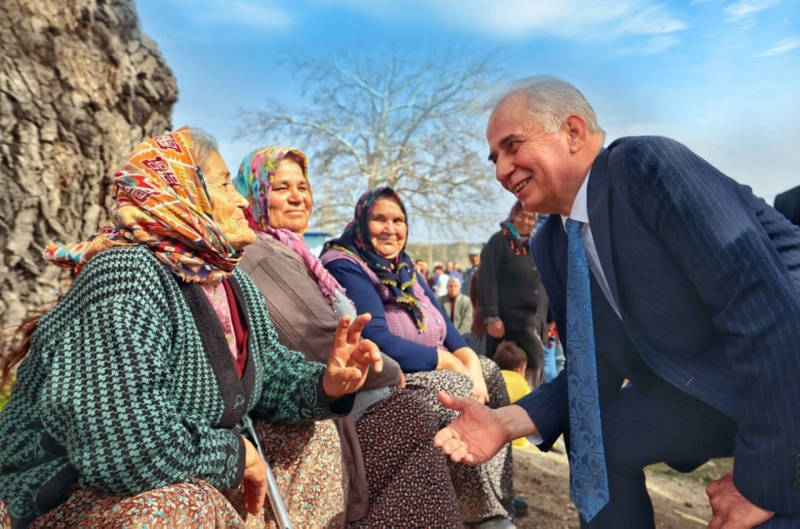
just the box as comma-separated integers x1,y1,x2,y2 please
135,0,799,243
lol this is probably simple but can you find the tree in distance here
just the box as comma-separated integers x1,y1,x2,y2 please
240,48,506,238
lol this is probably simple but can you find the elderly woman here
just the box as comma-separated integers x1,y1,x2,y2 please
320,187,515,529
479,201,550,387
233,146,461,528
0,128,381,528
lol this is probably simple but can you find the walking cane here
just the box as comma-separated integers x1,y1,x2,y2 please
244,415,295,529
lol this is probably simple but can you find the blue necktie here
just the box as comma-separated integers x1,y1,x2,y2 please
565,218,609,522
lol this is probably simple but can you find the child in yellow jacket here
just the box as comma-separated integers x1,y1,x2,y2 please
494,341,532,448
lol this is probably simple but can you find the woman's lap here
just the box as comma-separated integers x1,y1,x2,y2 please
23,420,344,529
403,360,515,523
349,387,461,528
252,419,345,528
1,498,9,529
29,478,246,529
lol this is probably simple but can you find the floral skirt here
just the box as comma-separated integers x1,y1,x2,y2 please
11,419,344,529
0,499,9,529
348,387,461,528
405,356,515,523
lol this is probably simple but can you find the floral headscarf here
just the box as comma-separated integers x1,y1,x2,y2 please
43,127,240,283
323,187,427,332
500,200,533,256
234,146,344,305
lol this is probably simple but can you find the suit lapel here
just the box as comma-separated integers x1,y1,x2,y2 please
587,148,621,310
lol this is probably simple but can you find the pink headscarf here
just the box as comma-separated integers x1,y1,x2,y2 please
233,146,344,305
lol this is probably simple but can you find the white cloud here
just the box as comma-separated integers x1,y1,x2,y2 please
317,0,685,42
756,36,800,56
724,0,780,22
615,4,687,35
171,0,292,29
642,35,681,54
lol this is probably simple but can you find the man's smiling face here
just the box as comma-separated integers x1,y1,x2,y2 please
487,94,576,215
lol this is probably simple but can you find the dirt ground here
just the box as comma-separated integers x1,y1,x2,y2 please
512,446,733,528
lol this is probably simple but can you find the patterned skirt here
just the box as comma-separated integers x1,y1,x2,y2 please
348,387,461,528
405,356,515,524
11,419,345,529
0,499,8,529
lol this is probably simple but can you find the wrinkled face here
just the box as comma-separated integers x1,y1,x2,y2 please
469,254,480,267
204,150,256,251
447,278,461,298
513,210,537,236
268,158,312,234
487,94,574,214
368,197,408,260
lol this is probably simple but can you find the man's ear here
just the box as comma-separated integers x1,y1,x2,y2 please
564,114,588,154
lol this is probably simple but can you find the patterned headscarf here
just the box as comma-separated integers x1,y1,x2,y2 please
323,187,427,331
44,127,241,283
234,146,344,305
500,200,533,256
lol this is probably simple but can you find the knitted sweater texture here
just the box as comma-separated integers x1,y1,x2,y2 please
0,246,344,523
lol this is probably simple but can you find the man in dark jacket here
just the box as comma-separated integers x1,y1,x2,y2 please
435,76,800,529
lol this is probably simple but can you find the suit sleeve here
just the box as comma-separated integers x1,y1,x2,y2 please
618,136,800,514
513,225,571,451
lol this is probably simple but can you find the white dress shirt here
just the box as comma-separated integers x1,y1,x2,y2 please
561,171,621,319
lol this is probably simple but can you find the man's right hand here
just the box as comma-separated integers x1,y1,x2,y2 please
242,436,268,515
433,392,509,464
434,394,538,465
486,320,505,339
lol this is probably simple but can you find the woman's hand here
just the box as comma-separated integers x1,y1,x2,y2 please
323,314,383,400
436,349,470,377
471,376,490,404
241,436,267,515
486,320,505,339
453,347,490,404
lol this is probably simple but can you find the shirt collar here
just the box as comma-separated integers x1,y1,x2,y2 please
561,170,591,228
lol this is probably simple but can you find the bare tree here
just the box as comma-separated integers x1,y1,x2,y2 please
239,49,505,238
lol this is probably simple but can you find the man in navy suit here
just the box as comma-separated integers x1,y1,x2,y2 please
434,76,800,528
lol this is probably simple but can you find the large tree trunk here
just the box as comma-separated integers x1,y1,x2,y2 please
0,0,178,330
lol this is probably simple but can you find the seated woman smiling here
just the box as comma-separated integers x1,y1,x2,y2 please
0,128,380,529
321,187,516,528
234,146,461,528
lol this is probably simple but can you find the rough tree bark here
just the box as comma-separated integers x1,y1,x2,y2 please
0,0,177,330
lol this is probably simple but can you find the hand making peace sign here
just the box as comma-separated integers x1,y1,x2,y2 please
322,313,383,400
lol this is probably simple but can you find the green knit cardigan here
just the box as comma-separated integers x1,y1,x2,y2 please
0,246,350,524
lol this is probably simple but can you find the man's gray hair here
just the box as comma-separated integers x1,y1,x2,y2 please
487,76,605,137
189,127,219,171
447,276,462,288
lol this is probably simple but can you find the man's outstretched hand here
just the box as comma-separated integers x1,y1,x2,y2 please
434,392,536,465
707,473,774,529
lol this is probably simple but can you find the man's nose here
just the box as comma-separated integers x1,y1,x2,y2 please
495,157,515,188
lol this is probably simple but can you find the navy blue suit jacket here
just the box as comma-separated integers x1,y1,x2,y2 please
516,136,800,513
